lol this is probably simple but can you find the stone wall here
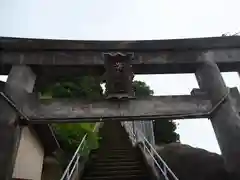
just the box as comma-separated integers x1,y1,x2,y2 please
41,156,62,180
156,143,229,180
12,127,44,180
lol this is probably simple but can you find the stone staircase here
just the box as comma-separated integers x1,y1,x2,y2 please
80,121,154,180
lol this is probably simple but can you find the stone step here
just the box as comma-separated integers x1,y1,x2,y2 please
91,158,141,163
90,160,142,166
90,164,145,171
91,154,140,159
80,121,151,180
85,169,146,176
82,174,149,180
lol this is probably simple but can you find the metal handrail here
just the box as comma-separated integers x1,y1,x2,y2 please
60,123,100,180
122,122,179,180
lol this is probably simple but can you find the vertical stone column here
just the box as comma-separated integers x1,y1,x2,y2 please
195,52,240,178
0,65,36,180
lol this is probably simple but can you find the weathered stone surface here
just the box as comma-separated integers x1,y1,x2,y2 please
41,156,62,180
156,143,229,180
1,36,240,50
195,52,240,178
1,36,240,77
0,66,36,179
28,95,211,123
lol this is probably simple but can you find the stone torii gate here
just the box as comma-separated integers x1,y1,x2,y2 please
1,36,240,179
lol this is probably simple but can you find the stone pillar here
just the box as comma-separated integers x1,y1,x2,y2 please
0,66,36,180
195,52,240,178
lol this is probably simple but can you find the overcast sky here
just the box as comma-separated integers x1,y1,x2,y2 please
1,0,240,154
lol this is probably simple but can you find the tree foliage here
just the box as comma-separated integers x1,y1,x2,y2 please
154,120,180,145
40,76,179,153
41,76,102,100
52,123,99,153
133,81,154,97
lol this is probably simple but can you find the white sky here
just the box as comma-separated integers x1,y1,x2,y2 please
1,0,240,154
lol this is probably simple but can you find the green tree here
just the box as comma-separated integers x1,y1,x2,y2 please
133,81,154,97
154,120,180,145
52,123,99,153
41,76,102,99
